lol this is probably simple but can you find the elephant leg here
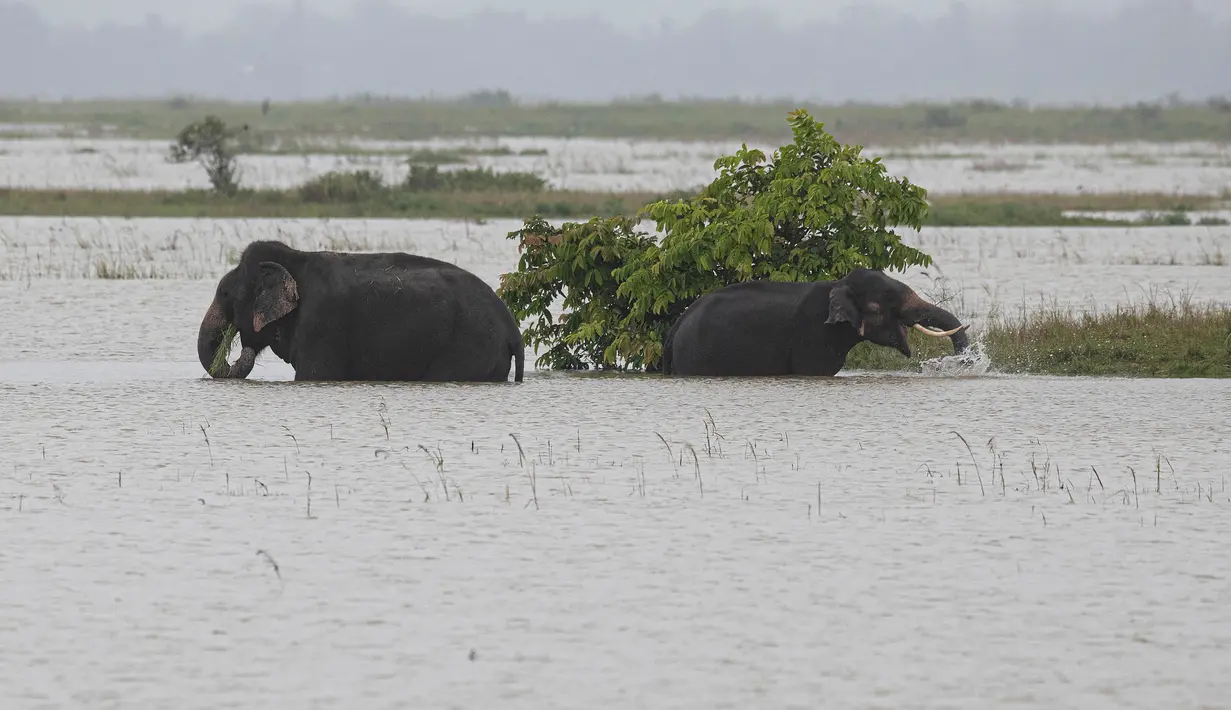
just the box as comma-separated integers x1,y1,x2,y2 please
788,327,858,376
788,350,844,376
291,343,351,381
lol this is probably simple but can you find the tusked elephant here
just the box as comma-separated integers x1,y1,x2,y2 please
660,268,969,377
198,240,524,382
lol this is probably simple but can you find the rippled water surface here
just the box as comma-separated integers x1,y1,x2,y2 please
2,208,1231,707
2,370,1230,709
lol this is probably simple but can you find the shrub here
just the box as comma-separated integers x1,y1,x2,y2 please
498,108,933,371
298,169,387,202
498,215,659,370
404,163,547,192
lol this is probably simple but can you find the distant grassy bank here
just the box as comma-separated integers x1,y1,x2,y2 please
846,300,1231,378
1,185,1227,226
4,97,1231,145
924,191,1231,227
0,186,670,220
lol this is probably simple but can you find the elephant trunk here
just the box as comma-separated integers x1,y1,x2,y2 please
198,296,257,379
903,296,970,355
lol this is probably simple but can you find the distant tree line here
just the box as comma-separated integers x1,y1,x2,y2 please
1,1,1228,104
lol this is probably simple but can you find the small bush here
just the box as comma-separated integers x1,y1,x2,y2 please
299,170,387,202
404,164,546,192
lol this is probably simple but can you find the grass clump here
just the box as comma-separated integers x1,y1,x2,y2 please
296,162,547,204
985,300,1231,377
298,169,388,202
925,191,1231,227
403,164,546,192
210,324,239,377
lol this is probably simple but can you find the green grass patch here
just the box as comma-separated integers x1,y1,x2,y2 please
846,300,1231,377
5,98,1231,145
925,191,1231,227
3,184,1226,225
0,185,676,220
210,324,239,377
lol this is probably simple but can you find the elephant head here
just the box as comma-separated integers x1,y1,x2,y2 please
198,243,301,379
824,268,969,358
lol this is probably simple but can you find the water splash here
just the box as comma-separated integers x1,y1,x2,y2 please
919,327,993,377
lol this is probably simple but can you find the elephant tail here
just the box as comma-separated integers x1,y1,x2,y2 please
512,333,525,383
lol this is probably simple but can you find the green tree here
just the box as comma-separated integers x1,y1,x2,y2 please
497,108,934,371
167,116,248,196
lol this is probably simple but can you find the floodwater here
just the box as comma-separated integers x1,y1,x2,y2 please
2,367,1231,708
2,217,1228,362
2,134,1231,194
3,193,1231,705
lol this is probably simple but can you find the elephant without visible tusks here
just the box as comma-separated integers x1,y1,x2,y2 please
661,267,969,377
198,240,524,382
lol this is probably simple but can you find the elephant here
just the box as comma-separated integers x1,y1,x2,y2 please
198,240,524,382
660,268,969,377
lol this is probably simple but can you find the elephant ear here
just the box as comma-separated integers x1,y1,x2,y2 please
252,261,299,332
824,284,864,335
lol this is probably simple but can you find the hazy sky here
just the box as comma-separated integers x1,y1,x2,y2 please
33,0,1231,31
8,0,1226,102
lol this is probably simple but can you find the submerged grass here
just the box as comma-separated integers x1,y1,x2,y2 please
5,98,1231,144
985,300,1231,377
925,191,1231,227
847,298,1231,377
3,187,1227,225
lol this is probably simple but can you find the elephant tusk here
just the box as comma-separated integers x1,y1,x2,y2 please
913,323,968,337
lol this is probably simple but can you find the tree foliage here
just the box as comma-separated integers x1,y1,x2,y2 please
167,115,248,195
497,109,934,371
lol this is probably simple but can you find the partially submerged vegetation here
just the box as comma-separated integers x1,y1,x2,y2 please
846,298,1231,378
4,96,1231,144
3,185,1227,225
925,191,1231,227
0,185,673,220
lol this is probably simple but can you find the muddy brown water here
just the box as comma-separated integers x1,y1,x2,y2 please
2,215,1230,708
